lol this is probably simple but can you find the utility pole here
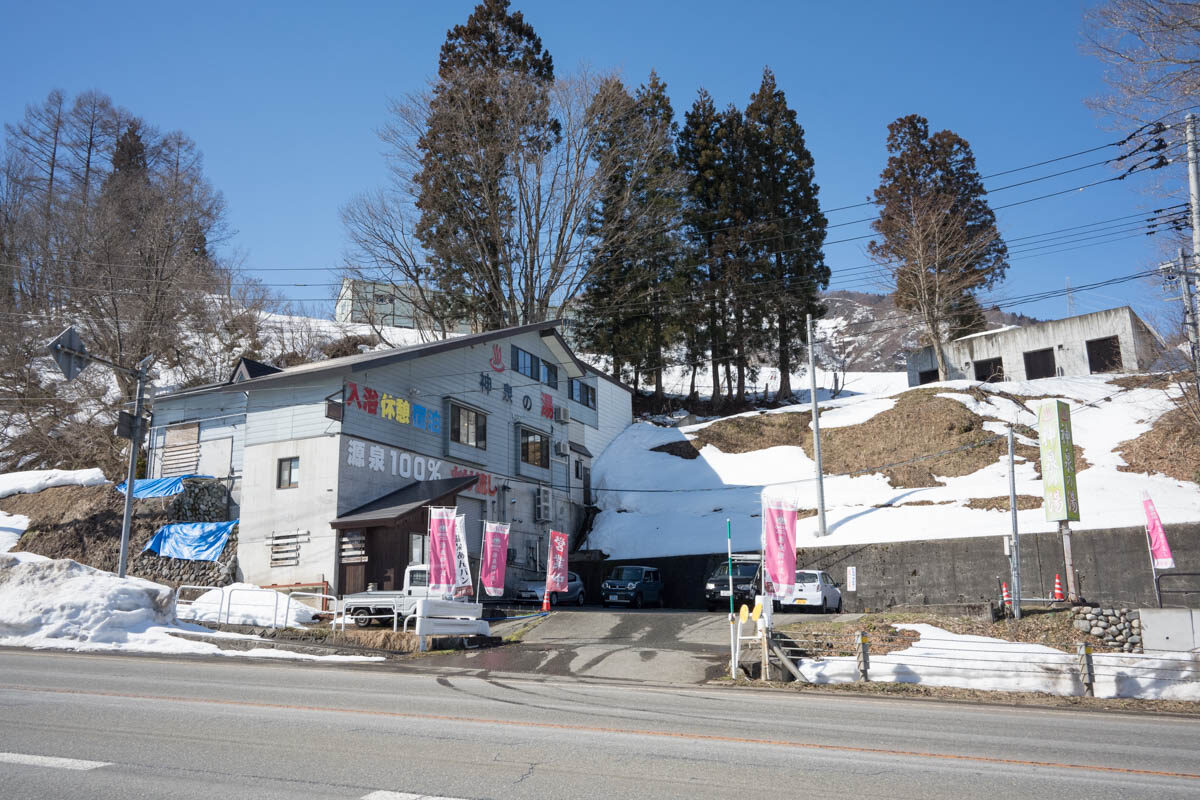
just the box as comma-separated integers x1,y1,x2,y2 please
47,327,153,579
1186,113,1200,377
1166,248,1200,405
807,314,827,537
1007,425,1022,620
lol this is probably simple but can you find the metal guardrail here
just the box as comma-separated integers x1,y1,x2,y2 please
174,584,224,622
224,586,280,628
284,591,339,630
1154,572,1200,608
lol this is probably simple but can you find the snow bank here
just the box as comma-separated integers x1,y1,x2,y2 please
0,468,108,500
0,512,29,554
180,583,318,627
589,374,1200,559
0,555,376,661
794,624,1200,701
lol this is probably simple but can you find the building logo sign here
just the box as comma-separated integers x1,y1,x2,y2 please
344,437,443,481
344,380,440,434
489,344,505,372
449,464,502,497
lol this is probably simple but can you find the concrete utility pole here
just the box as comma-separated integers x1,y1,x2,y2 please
1168,248,1200,405
807,314,827,537
1007,425,1022,620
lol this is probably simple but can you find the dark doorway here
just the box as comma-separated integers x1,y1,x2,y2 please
1086,336,1122,373
1023,348,1057,380
917,368,939,385
366,526,409,590
973,357,1005,382
583,466,592,506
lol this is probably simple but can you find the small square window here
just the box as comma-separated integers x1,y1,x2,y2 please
277,456,299,489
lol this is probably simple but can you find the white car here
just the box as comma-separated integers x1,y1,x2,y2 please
515,571,586,606
783,570,842,613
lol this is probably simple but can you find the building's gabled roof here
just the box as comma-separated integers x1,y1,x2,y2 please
158,319,584,401
229,357,283,383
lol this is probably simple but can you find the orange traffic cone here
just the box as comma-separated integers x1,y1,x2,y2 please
541,592,551,612
1053,574,1065,602
1001,582,1012,608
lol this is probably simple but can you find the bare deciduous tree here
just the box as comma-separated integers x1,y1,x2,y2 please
342,67,678,335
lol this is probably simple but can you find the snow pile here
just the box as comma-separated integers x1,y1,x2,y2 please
795,624,1200,701
0,555,376,661
179,583,318,627
589,373,1200,559
0,468,108,500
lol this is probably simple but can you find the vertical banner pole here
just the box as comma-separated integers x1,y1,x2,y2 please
476,519,484,604
807,314,827,537
727,518,735,677
1007,425,1022,620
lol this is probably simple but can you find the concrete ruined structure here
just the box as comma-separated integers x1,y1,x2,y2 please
905,306,1165,386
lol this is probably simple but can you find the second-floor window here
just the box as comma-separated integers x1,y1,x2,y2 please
520,428,549,468
512,345,539,379
277,456,299,489
569,378,596,409
450,404,487,449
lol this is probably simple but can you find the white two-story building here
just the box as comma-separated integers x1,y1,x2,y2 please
146,321,631,596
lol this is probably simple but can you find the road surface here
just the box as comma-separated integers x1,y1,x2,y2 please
1,647,1198,799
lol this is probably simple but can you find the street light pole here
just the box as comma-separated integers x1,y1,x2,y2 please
807,314,827,537
116,359,152,578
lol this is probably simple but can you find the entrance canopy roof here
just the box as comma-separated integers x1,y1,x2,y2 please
330,476,478,529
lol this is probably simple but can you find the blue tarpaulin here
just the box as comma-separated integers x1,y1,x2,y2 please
142,520,237,561
115,475,212,498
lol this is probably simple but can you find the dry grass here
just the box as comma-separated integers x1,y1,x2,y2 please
1117,405,1200,484
965,495,1043,511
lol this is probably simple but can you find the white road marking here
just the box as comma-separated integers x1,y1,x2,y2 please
0,752,111,771
361,792,468,800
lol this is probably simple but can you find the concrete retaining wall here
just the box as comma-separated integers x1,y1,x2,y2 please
592,523,1200,611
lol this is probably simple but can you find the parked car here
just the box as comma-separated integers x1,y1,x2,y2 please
515,571,586,606
601,565,664,608
703,558,761,612
782,569,842,613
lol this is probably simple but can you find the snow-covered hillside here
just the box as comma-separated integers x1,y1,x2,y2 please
588,373,1199,559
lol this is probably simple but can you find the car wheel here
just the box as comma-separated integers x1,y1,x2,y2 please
576,591,585,606
633,593,643,609
602,600,609,608
835,598,843,614
706,604,716,612
819,597,828,614
550,592,558,607
352,609,372,628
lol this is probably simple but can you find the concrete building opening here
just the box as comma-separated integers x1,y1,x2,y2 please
917,368,939,385
1086,335,1123,373
1023,348,1056,380
973,357,1004,382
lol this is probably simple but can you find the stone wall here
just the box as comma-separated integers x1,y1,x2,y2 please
1071,606,1142,653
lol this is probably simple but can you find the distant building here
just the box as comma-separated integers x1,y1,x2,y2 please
905,306,1165,386
334,278,475,335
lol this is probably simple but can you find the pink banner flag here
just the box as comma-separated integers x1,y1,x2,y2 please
762,495,797,597
428,507,457,594
546,530,568,593
1143,493,1175,570
480,522,509,597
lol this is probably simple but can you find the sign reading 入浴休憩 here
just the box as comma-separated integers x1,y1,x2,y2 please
344,380,441,434
1038,400,1079,522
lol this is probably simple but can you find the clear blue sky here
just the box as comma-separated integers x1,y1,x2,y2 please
0,0,1185,329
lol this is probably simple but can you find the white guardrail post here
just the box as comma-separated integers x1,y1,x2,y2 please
174,585,223,623
283,591,339,631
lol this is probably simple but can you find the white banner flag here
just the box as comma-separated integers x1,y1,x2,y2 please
453,514,472,598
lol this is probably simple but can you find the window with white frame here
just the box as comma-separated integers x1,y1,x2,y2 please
520,428,549,468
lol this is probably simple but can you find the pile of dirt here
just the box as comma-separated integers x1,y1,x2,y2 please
964,495,1043,511
1117,404,1200,485
0,481,236,588
654,390,1083,489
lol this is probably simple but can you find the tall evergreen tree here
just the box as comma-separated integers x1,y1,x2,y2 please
868,114,1007,380
742,68,828,401
576,72,683,398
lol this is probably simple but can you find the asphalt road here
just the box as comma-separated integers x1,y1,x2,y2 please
2,647,1199,800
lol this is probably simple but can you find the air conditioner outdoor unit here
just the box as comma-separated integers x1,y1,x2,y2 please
534,486,552,521
554,405,570,424
553,441,569,458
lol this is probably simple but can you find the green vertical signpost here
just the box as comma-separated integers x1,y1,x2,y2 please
1039,400,1080,601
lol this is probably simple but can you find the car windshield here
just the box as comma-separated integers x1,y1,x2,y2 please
795,571,819,584
711,563,758,579
610,567,643,581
